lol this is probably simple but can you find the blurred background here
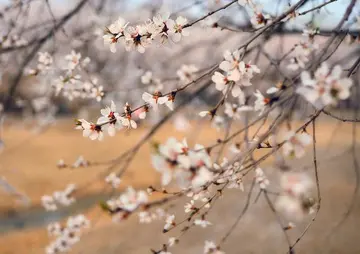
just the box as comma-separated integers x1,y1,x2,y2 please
0,0,359,253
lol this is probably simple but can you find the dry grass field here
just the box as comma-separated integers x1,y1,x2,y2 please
0,116,359,254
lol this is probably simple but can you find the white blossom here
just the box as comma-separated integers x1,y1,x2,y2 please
141,71,153,84
266,82,285,94
166,16,189,42
276,195,304,221
255,168,269,189
168,237,177,247
184,200,195,213
219,50,241,75
72,156,88,168
251,11,271,29
152,12,171,43
142,92,168,111
138,211,152,223
103,17,128,53
76,119,104,141
151,137,186,186
211,115,225,131
46,214,89,254
239,61,260,79
194,218,212,228
121,103,138,129
53,184,76,206
199,111,212,118
191,167,213,189
297,62,352,108
282,131,312,158
212,71,231,92
57,159,66,168
98,101,123,136
64,50,81,70
47,222,62,236
93,85,105,102
253,90,269,115
280,172,312,198
217,50,260,96
204,240,224,254
224,101,253,120
137,106,149,119
108,187,148,213
124,25,149,53
37,52,53,71
177,64,198,83
105,173,121,188
164,214,175,231
42,195,57,211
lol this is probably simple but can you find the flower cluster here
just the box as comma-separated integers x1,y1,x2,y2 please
212,158,245,191
57,156,89,169
238,0,272,29
142,91,175,111
194,217,212,228
141,71,164,93
26,50,104,102
287,28,319,71
140,64,198,113
204,240,225,254
103,13,189,54
250,9,272,29
177,64,198,83
105,172,121,188
163,214,176,232
0,33,27,48
212,49,260,98
254,167,269,189
138,208,166,224
253,89,270,115
297,62,353,108
281,130,312,158
26,52,53,75
75,101,140,141
46,214,90,254
266,81,287,95
224,90,253,120
105,187,148,220
184,196,211,214
41,184,76,211
151,137,213,189
72,156,89,168
276,171,314,221
52,51,103,101
9,0,360,253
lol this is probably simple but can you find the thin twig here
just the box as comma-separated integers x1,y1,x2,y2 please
290,117,321,251
298,0,337,16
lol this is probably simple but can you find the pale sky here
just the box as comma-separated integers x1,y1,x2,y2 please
1,0,359,30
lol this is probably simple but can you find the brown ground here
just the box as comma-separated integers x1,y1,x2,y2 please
0,116,359,254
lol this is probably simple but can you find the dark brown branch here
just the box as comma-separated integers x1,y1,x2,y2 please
298,0,338,16
183,0,238,28
2,0,89,112
290,118,321,252
322,110,360,122
264,190,292,252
